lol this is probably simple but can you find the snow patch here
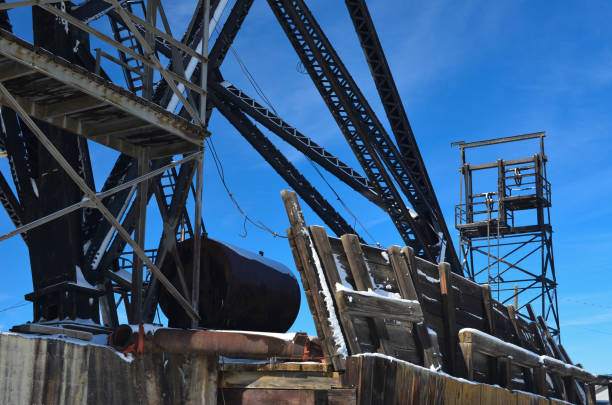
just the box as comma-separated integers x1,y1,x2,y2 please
335,282,417,304
380,251,389,264
307,237,347,356
332,252,350,287
0,331,133,362
418,269,439,284
75,265,94,288
30,178,38,197
130,323,163,335
214,239,295,278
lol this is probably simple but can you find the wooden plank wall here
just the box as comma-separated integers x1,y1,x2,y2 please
281,190,589,402
343,355,572,405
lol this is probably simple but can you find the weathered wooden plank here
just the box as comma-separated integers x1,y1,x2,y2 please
387,245,438,369
455,309,487,331
327,236,355,288
282,190,346,370
327,388,357,405
450,272,483,298
356,356,373,405
219,389,332,404
382,320,420,363
340,234,374,291
287,227,331,363
481,285,495,335
439,261,460,376
371,355,389,404
361,244,398,294
508,305,536,390
341,234,394,355
477,283,498,385
534,318,573,401
221,370,341,390
526,303,537,321
387,245,418,300
459,329,609,386
220,362,332,373
542,320,589,405
415,256,439,274
334,289,423,323
310,225,362,356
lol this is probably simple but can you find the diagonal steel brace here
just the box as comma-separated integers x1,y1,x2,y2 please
0,81,200,321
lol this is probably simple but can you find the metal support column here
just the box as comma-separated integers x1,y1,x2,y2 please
0,81,200,322
191,0,210,327
132,147,149,323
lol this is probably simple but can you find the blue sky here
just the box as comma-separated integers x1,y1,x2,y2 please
0,1,611,373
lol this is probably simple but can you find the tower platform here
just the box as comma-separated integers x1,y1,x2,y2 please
0,29,204,158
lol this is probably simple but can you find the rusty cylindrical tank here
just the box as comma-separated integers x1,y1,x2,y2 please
158,238,300,332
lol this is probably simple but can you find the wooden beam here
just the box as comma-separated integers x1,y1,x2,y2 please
387,245,438,369
439,261,459,376
341,233,394,355
387,245,418,300
458,329,610,385
531,318,568,400
481,285,495,334
221,370,341,390
481,284,497,384
507,305,535,391
525,303,537,321
281,190,346,370
539,317,587,403
334,289,422,323
286,227,328,358
310,225,362,355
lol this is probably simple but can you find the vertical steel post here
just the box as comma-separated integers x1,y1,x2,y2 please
132,147,149,323
191,0,210,327
143,0,156,100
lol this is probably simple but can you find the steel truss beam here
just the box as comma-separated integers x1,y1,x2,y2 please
88,0,214,321
71,0,128,23
0,169,25,241
216,81,380,206
159,0,228,112
209,86,360,239
142,159,197,322
208,0,253,70
344,0,460,271
267,0,433,257
0,80,200,321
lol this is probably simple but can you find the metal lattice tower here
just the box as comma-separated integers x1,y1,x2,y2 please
453,133,560,339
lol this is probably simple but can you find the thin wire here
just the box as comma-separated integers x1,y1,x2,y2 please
205,137,287,239
211,12,376,244
559,297,612,310
308,158,380,247
570,326,612,337
212,16,278,116
0,301,28,313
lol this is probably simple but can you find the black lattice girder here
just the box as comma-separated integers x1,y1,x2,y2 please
215,81,380,207
344,0,460,272
210,87,360,239
267,0,432,256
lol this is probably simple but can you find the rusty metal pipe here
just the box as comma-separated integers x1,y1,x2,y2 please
109,324,134,350
151,329,322,361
